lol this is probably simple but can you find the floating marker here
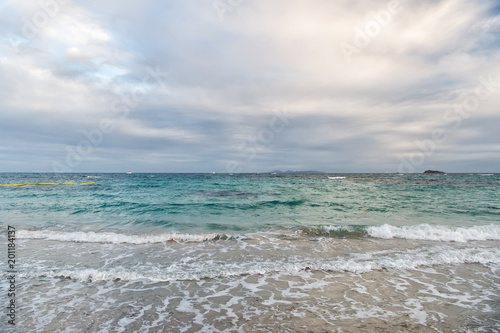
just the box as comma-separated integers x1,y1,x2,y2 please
0,182,96,187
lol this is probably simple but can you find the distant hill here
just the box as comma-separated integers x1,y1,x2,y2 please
424,170,445,174
270,170,325,174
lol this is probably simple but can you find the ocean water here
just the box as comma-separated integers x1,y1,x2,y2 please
1,172,499,332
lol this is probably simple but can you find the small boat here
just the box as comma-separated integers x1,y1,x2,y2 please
126,171,133,174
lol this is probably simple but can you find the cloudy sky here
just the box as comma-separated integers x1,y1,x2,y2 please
1,0,499,173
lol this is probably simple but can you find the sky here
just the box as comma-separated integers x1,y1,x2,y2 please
0,0,499,173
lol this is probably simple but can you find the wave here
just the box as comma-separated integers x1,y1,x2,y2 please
18,230,223,244
297,225,367,238
190,190,259,198
18,223,500,245
23,246,500,282
366,224,500,242
300,224,500,242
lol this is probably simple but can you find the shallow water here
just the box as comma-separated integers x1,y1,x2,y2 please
1,173,499,332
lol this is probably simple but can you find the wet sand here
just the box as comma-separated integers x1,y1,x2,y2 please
16,261,500,332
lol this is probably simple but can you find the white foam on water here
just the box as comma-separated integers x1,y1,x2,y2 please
315,247,500,274
18,229,220,244
31,268,152,282
17,265,500,332
21,246,500,283
15,242,500,332
367,224,500,242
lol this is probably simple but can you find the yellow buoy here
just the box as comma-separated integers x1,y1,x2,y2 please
1,182,96,186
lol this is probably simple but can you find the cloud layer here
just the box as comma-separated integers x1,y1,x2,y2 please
1,0,499,172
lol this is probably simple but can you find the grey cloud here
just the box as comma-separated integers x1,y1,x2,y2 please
1,0,500,172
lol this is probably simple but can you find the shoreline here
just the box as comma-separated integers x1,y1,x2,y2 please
15,262,499,332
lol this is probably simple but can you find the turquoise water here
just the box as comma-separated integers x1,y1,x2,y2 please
1,173,500,332
2,173,499,234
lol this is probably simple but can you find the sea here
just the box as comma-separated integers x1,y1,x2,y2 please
1,172,499,332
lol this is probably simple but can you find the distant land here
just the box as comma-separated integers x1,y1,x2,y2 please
267,170,452,174
269,170,325,174
423,170,445,174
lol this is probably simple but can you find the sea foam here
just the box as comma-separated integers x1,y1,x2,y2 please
21,246,500,282
367,224,500,242
18,230,221,244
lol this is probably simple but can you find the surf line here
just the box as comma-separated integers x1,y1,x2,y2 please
0,182,96,187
